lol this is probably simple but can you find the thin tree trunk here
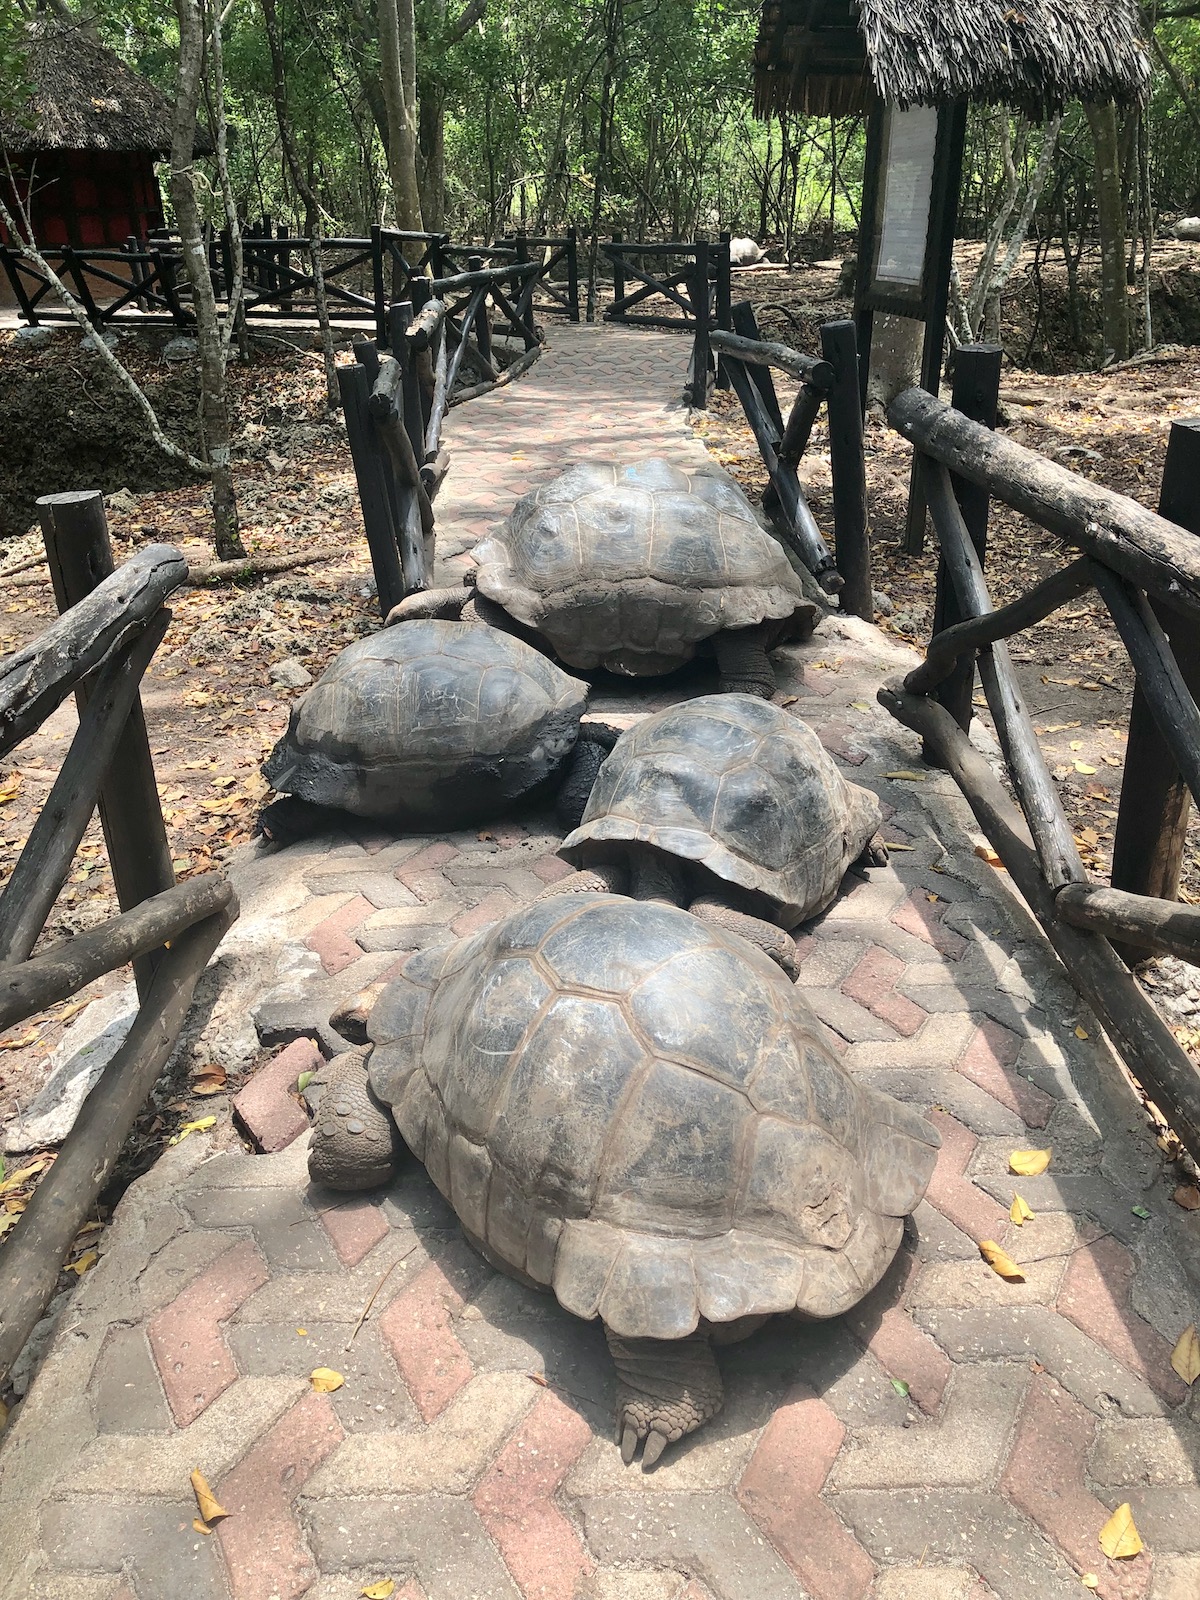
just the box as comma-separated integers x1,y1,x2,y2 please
378,0,423,230
1085,100,1130,364
171,0,244,559
980,115,1062,341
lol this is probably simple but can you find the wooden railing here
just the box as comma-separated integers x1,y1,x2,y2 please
879,344,1200,1160
0,495,237,1383
601,234,731,339
694,303,873,618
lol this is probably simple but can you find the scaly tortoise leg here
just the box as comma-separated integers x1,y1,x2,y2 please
536,860,627,900
713,624,775,698
307,1050,402,1191
605,1327,724,1469
689,894,801,980
855,832,889,869
554,737,610,832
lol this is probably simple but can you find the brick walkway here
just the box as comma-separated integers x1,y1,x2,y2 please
2,325,1200,1600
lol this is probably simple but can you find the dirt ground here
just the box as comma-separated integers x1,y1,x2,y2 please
2,251,1200,1304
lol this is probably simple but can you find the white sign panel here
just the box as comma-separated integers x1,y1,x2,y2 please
874,105,939,289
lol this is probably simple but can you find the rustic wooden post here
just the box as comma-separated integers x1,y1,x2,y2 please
729,301,784,432
338,362,404,618
821,320,872,618
468,253,493,366
566,227,580,322
370,225,387,344
691,239,711,409
611,231,625,309
927,344,1003,748
36,492,176,999
1111,417,1200,940
388,301,426,465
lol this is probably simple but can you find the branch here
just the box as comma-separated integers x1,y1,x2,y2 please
448,0,485,41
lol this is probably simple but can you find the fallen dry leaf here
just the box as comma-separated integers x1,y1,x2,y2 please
68,1249,98,1276
1009,1148,1052,1176
884,770,927,782
1098,1502,1143,1560
979,1240,1025,1281
1010,1194,1035,1226
191,1063,227,1097
0,1028,41,1052
169,1115,217,1146
1081,1575,1099,1590
1170,1324,1200,1386
1173,1184,1200,1211
190,1468,229,1524
310,1367,344,1393
974,845,1004,867
361,1581,395,1598
1075,1025,1090,1040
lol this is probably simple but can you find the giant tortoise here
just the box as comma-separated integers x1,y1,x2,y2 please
308,894,940,1466
556,694,886,973
260,619,610,839
389,459,820,696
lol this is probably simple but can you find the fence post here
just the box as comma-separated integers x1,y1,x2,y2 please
36,491,176,1000
277,222,293,313
338,362,405,618
821,320,871,619
713,231,733,391
691,238,711,409
1110,416,1200,939
469,253,493,367
566,226,580,322
611,231,624,310
926,344,1003,751
388,301,427,464
370,225,387,344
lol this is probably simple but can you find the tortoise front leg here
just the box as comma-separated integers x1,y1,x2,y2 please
605,1327,724,1469
713,624,775,698
536,859,627,900
385,585,469,625
855,833,889,869
307,1050,402,1191
689,894,801,980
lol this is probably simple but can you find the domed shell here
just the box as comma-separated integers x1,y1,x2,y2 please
559,695,883,928
472,458,809,675
366,895,939,1340
262,619,588,824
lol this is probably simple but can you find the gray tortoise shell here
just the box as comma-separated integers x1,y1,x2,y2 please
262,619,588,824
366,895,940,1340
472,458,809,676
560,695,884,928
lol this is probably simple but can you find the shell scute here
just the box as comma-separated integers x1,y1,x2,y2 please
628,946,785,1090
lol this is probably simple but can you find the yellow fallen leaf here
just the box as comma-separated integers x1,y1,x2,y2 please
297,1327,308,1337
1010,1194,1035,1226
169,1115,217,1146
190,1468,229,1524
310,1367,344,1393
1081,1575,1099,1590
193,1518,212,1536
69,1249,98,1275
1170,1324,1200,1385
885,770,927,781
974,844,1004,868
1098,1502,1143,1560
1074,762,1098,775
1075,1025,1089,1040
1009,1148,1052,1176
979,1240,1025,1281
0,1028,41,1052
362,1582,395,1598
0,1399,7,1433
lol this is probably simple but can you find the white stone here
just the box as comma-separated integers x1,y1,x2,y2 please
270,658,313,689
4,984,138,1152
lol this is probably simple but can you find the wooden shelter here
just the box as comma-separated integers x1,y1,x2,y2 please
0,19,210,248
753,0,1151,120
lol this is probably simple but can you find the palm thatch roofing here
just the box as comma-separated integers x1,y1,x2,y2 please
753,0,1150,119
0,19,212,156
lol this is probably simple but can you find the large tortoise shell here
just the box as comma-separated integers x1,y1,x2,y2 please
560,695,883,927
472,459,809,675
262,620,588,824
366,895,939,1339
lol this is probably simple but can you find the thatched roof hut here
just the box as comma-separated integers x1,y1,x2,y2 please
753,0,1151,119
0,18,210,156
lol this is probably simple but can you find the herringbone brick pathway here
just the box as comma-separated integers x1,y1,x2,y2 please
2,325,1198,1600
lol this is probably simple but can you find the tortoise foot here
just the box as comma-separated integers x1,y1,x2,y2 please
307,1050,401,1191
856,832,890,869
554,736,610,832
605,1329,723,1469
714,625,775,698
689,896,801,980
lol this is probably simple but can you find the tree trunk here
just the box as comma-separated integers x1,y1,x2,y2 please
171,0,244,559
1085,100,1130,364
378,0,424,230
418,84,446,231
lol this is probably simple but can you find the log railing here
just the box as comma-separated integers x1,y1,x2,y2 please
601,234,732,341
699,306,873,617
880,345,1200,1158
0,494,238,1384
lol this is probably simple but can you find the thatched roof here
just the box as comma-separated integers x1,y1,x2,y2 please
0,19,212,156
753,0,1151,119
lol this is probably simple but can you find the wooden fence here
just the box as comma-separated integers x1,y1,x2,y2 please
0,223,581,338
694,304,873,620
601,234,732,336
0,494,237,1384
880,344,1200,1160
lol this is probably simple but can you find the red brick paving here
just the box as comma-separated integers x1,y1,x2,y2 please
922,1109,1010,1245
956,1020,1054,1130
317,1193,391,1267
306,894,374,974
1056,1236,1189,1406
379,1258,476,1422
147,1239,269,1425
232,1036,316,1153
841,946,927,1037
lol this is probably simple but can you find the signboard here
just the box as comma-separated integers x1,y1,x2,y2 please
874,106,939,294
